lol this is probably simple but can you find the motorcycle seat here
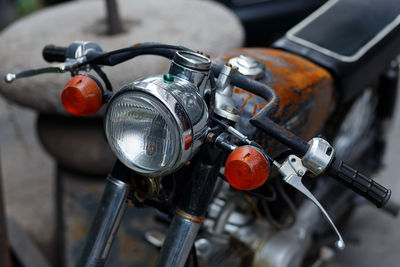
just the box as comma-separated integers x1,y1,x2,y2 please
273,0,400,103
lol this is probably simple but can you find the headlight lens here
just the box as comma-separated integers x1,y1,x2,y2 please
105,92,181,175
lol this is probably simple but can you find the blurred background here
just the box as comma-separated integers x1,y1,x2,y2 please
0,0,399,266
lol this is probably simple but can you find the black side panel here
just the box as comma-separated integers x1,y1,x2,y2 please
273,0,400,103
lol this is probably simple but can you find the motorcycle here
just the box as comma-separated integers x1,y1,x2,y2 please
4,0,400,266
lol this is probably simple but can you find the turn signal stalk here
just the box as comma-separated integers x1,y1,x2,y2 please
225,146,270,190
62,75,104,116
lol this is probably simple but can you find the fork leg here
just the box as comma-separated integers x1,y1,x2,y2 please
156,148,223,267
75,161,131,267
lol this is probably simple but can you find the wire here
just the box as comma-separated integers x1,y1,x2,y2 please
103,43,191,57
275,179,297,223
246,184,277,202
261,179,297,230
244,194,263,219
92,65,113,92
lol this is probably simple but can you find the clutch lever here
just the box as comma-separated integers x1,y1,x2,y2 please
5,65,69,83
251,118,391,208
5,41,103,83
4,56,90,83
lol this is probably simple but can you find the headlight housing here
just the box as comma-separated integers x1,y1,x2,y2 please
105,75,208,176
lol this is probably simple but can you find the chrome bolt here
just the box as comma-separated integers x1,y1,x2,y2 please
5,73,16,83
195,238,211,257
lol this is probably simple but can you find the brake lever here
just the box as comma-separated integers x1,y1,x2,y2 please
274,155,345,250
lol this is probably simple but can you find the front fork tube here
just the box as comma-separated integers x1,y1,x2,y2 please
156,148,223,267
156,212,202,267
76,162,131,267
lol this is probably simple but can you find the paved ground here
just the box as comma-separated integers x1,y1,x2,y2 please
1,88,400,266
325,90,400,267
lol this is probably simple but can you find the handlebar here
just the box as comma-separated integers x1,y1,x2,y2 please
250,117,391,208
42,44,68,63
7,40,394,209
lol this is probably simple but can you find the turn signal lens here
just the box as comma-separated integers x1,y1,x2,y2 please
225,146,269,190
62,75,103,115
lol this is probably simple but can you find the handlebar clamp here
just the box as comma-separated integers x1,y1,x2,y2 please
302,137,335,175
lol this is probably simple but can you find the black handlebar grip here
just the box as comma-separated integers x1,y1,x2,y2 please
42,45,67,62
327,157,391,208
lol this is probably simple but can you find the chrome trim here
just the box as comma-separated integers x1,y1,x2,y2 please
173,51,211,71
169,51,211,96
105,90,184,176
66,41,103,59
106,75,208,176
302,138,335,175
286,0,400,62
214,64,240,122
75,176,130,267
156,215,202,267
276,155,345,250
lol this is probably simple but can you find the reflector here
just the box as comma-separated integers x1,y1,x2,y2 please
225,146,269,190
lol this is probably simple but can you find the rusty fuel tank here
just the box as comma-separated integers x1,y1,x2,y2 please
214,48,335,156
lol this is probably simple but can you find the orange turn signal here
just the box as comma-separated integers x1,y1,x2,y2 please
61,75,103,116
225,146,269,190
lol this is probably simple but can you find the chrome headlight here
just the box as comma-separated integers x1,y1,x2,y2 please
105,75,208,176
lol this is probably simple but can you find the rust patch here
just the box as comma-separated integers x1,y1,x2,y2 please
239,94,253,111
213,48,336,151
175,208,204,224
234,87,255,111
252,103,259,116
